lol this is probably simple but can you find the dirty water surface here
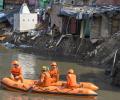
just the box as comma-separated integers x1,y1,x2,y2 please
0,45,120,100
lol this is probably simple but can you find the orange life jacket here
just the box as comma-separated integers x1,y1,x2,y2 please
49,68,59,82
67,73,77,87
41,72,52,87
10,66,22,76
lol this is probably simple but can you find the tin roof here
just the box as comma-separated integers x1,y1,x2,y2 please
59,5,120,19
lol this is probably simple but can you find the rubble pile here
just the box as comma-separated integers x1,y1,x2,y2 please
87,31,120,64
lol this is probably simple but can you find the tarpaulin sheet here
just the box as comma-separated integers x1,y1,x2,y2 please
0,12,6,18
60,8,78,17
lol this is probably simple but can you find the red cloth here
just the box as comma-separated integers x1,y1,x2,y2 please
70,18,76,34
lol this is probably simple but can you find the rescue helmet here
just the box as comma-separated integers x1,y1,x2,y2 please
42,66,47,71
68,69,74,74
11,60,19,66
51,62,57,67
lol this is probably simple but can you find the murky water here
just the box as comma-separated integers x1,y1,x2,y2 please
0,45,120,100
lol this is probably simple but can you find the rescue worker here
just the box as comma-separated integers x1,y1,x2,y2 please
66,69,78,88
49,62,59,83
37,66,52,87
10,60,24,83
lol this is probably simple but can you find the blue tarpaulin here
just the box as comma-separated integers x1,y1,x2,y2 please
59,5,120,19
0,12,6,18
60,8,78,17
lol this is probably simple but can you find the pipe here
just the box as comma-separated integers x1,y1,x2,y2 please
110,49,119,77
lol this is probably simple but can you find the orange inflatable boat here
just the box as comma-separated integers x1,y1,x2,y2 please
1,77,34,92
1,77,98,96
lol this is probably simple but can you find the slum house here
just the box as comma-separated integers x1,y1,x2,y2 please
47,1,120,58
54,0,96,5
50,4,120,42
96,0,120,5
50,0,100,39
50,0,119,39
74,0,96,5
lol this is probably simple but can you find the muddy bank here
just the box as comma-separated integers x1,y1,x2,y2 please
5,32,96,60
2,30,119,65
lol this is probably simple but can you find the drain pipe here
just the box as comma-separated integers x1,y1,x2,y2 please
56,34,72,47
110,49,119,77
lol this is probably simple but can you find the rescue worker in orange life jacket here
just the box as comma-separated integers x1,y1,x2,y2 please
10,60,24,83
37,66,52,87
49,62,59,83
66,69,79,88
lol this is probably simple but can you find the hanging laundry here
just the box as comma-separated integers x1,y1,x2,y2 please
76,13,83,20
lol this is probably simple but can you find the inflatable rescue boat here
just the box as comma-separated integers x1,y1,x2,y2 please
1,77,98,96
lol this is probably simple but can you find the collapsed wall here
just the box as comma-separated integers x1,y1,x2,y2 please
87,32,120,64
86,31,120,86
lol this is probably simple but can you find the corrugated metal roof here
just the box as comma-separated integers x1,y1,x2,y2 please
59,5,120,18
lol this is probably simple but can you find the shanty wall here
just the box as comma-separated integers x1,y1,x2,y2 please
110,14,120,34
91,13,120,40
50,4,63,33
100,16,109,38
75,0,95,5
96,0,120,5
91,16,102,39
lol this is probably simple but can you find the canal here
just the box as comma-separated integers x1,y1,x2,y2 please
0,45,120,100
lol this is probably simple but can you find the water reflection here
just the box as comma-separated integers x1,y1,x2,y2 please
1,91,96,100
17,53,36,79
0,45,120,100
